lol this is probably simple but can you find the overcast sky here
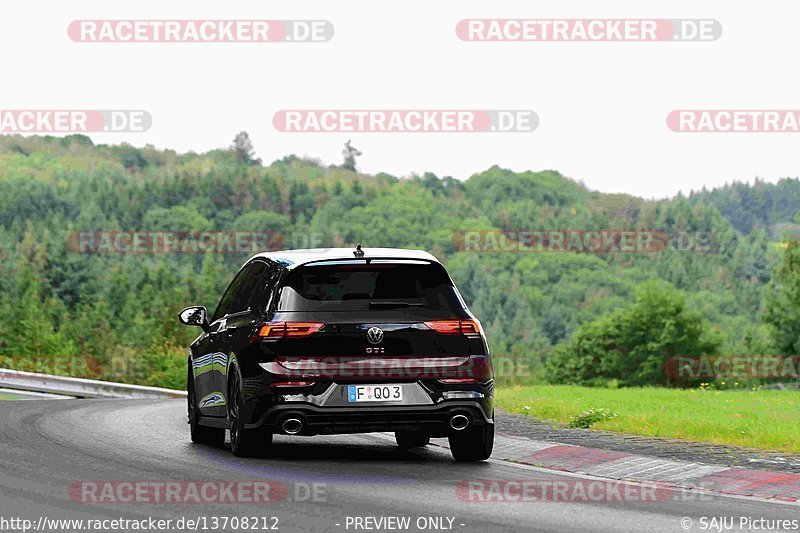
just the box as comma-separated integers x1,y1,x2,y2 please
2,1,798,199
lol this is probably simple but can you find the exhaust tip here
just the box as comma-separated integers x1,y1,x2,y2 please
450,413,470,431
281,417,303,435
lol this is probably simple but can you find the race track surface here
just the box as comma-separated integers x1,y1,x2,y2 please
0,399,797,533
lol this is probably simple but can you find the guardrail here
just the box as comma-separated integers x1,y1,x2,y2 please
0,368,186,399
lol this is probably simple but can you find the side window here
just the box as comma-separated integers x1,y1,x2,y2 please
262,264,283,312
231,261,268,314
211,265,251,322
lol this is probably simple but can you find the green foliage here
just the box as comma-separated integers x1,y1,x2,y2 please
690,178,800,234
568,407,619,429
546,281,721,386
143,206,213,231
0,134,795,388
764,240,800,355
231,211,292,234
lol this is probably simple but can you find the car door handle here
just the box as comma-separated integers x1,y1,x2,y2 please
225,326,238,338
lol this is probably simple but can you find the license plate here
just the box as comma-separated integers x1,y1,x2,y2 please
347,384,403,403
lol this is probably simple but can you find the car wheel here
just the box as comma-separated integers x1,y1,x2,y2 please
448,421,494,462
395,430,430,449
187,366,225,446
228,371,272,457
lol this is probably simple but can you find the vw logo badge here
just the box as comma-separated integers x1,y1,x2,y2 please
366,326,384,345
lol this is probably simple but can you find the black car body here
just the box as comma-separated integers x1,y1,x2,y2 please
179,247,494,460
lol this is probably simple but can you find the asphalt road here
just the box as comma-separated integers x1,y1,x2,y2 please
0,399,797,533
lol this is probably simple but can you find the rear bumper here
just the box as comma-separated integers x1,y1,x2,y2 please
245,400,493,437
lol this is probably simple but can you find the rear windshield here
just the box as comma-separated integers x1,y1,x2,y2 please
277,261,463,312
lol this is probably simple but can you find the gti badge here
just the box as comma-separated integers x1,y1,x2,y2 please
366,326,384,345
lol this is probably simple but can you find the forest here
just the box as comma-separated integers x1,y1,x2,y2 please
1,133,799,390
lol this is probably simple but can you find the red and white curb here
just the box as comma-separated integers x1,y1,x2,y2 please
436,433,800,502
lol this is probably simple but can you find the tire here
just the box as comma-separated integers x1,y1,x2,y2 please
448,421,494,462
228,371,272,457
187,366,225,446
395,430,430,449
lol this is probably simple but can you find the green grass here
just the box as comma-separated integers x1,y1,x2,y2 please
496,385,800,453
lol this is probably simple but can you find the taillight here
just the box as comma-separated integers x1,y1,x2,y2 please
459,320,482,335
424,319,483,336
258,322,324,338
439,378,479,384
423,320,461,334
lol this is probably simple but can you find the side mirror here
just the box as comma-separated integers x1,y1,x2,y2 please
178,306,209,332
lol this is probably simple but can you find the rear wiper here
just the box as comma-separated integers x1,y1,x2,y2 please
368,300,424,309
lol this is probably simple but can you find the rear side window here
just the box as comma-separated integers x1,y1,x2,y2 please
277,262,463,311
211,260,271,321
231,261,268,314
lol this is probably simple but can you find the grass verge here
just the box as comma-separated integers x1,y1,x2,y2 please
496,385,800,453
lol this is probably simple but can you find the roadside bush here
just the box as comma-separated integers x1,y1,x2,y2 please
546,281,721,387
568,407,618,429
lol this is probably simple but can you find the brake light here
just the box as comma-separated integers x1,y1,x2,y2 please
424,319,483,336
423,320,461,334
258,322,324,338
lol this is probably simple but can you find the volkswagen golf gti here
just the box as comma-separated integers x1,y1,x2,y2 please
179,246,494,461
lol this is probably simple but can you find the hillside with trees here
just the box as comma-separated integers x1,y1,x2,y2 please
0,134,797,389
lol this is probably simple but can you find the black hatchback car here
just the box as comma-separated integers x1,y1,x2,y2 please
179,246,494,461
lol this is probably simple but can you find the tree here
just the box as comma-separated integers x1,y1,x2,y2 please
341,140,362,171
764,240,800,355
230,131,260,165
0,133,790,390
142,206,213,232
540,309,567,346
231,211,292,250
546,281,720,386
